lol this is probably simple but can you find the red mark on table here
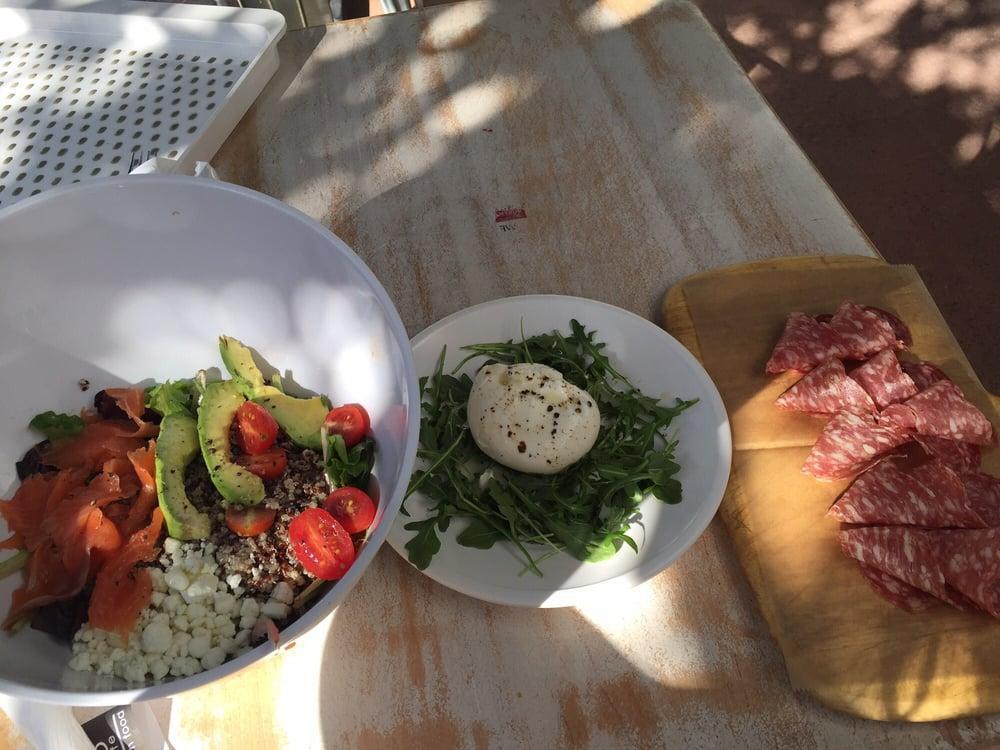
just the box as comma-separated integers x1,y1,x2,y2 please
495,207,527,223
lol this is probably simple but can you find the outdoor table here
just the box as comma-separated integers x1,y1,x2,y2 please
137,1,996,746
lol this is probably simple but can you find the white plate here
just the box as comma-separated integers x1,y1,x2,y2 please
0,175,420,704
386,295,732,608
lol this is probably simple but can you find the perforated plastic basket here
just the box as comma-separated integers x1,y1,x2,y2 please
0,0,284,208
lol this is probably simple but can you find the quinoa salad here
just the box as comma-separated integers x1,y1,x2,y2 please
0,337,377,684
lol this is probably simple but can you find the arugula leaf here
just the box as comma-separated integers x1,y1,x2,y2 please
403,517,441,570
455,518,503,549
28,411,84,442
145,379,198,418
325,434,375,489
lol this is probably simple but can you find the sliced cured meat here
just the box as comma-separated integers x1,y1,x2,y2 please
2,542,90,630
839,526,949,600
902,380,995,446
88,509,164,641
964,473,1000,527
766,312,850,374
41,420,148,473
775,359,875,415
864,307,913,349
121,442,158,538
803,412,911,481
102,388,159,437
931,529,1000,618
915,435,981,474
828,459,986,528
857,562,937,612
880,403,917,432
901,361,950,391
849,350,919,409
828,301,899,359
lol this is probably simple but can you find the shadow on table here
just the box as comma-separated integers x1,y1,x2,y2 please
694,0,1000,394
213,0,1000,393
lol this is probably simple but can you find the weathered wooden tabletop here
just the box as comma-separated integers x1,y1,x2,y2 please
150,0,996,747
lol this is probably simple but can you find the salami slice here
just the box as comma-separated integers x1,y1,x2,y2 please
915,435,981,474
828,459,986,528
803,412,911,481
864,306,912,349
881,402,918,432
766,312,850,374
828,301,899,359
931,529,1000,618
902,380,995,445
838,526,949,600
964,473,1000,527
901,361,950,391
856,562,938,612
775,359,875,415
849,350,919,409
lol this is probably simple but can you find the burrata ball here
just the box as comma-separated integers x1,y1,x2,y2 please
467,363,600,474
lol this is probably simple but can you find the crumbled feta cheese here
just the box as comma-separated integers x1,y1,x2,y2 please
70,538,293,684
261,601,289,620
149,659,169,681
239,599,260,620
141,622,172,655
271,582,294,605
186,603,208,621
201,646,226,670
188,635,211,659
182,553,204,574
164,568,190,591
184,573,217,601
149,568,167,592
213,593,236,615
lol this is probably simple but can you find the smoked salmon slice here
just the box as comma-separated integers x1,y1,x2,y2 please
122,442,157,538
2,541,89,630
104,388,159,438
41,421,149,473
42,473,127,574
88,508,164,641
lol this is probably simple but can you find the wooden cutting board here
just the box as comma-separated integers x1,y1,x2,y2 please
661,255,1000,722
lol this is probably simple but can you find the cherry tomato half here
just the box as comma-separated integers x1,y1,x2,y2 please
225,505,277,537
235,447,287,480
323,487,376,535
323,404,370,449
288,508,355,580
236,401,280,455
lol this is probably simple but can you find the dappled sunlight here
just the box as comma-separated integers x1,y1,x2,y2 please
424,76,540,137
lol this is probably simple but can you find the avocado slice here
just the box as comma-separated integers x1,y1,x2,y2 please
155,413,211,539
253,386,328,451
197,380,265,506
218,336,329,451
219,335,265,395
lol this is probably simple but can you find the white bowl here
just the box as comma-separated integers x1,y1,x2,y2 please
0,175,420,704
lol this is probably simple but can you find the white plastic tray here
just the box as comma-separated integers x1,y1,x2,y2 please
0,0,284,208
